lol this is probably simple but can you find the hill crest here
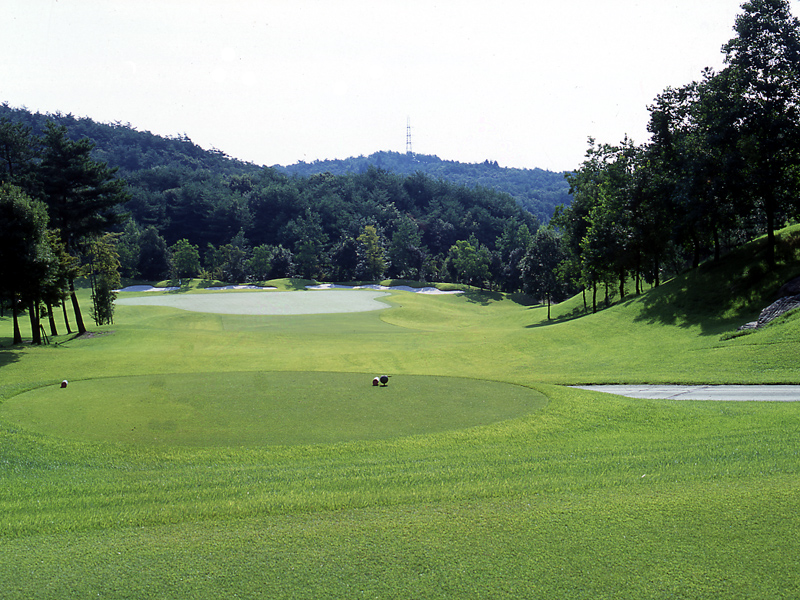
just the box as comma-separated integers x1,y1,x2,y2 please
274,150,571,223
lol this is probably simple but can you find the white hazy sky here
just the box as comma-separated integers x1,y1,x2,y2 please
3,0,798,172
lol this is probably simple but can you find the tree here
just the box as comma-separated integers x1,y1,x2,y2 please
521,227,563,320
448,236,491,289
170,238,201,279
720,0,800,265
559,139,638,311
42,230,78,336
116,220,142,278
247,244,273,281
356,225,387,281
137,226,170,280
495,222,534,292
204,242,249,282
268,245,295,279
38,122,129,333
0,184,54,344
86,233,121,326
387,215,425,279
283,207,327,278
0,117,36,189
329,236,359,282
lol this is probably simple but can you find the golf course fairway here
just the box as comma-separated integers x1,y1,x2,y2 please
1,263,799,599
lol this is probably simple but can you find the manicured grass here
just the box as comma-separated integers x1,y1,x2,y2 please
1,372,545,446
1,230,799,599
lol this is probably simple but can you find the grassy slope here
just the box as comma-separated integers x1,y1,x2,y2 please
1,231,799,599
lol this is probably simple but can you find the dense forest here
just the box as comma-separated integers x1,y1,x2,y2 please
276,151,570,224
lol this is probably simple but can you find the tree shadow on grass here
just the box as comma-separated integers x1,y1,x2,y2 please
0,346,22,369
461,289,539,307
631,243,799,336
524,303,590,328
165,279,193,294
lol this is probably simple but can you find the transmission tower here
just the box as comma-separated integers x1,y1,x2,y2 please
406,117,413,156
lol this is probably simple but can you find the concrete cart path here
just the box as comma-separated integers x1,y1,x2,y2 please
572,384,800,402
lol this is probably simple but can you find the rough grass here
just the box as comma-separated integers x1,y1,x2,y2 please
1,228,800,599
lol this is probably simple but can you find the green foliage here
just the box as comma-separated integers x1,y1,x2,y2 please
38,122,129,252
136,226,170,281
0,184,54,343
86,233,121,326
0,115,36,189
277,150,570,224
356,224,386,280
387,214,425,279
246,244,272,281
555,1,800,304
447,237,492,288
0,105,542,292
169,238,201,279
521,227,565,318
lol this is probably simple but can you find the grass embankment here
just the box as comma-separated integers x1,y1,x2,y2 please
0,230,799,598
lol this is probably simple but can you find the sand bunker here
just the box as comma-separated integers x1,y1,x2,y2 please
116,284,276,292
116,290,392,315
307,283,462,295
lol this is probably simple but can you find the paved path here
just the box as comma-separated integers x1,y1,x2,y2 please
572,385,800,402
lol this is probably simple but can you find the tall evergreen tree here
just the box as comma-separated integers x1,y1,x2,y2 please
37,122,129,333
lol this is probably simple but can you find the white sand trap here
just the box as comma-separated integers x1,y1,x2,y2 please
116,284,276,292
307,283,463,295
116,290,391,315
116,285,182,292
204,285,277,291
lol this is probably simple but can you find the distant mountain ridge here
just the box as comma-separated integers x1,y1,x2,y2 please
275,151,571,223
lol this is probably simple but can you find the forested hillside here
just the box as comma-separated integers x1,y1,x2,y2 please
1,103,547,298
276,151,571,224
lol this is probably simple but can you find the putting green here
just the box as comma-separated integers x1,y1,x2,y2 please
115,290,391,315
2,372,547,447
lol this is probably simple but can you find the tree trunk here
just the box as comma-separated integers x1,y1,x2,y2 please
654,254,661,287
592,282,597,314
12,296,22,345
47,303,58,336
619,269,626,300
28,301,41,345
765,200,776,267
69,277,86,335
547,293,551,321
61,300,73,334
